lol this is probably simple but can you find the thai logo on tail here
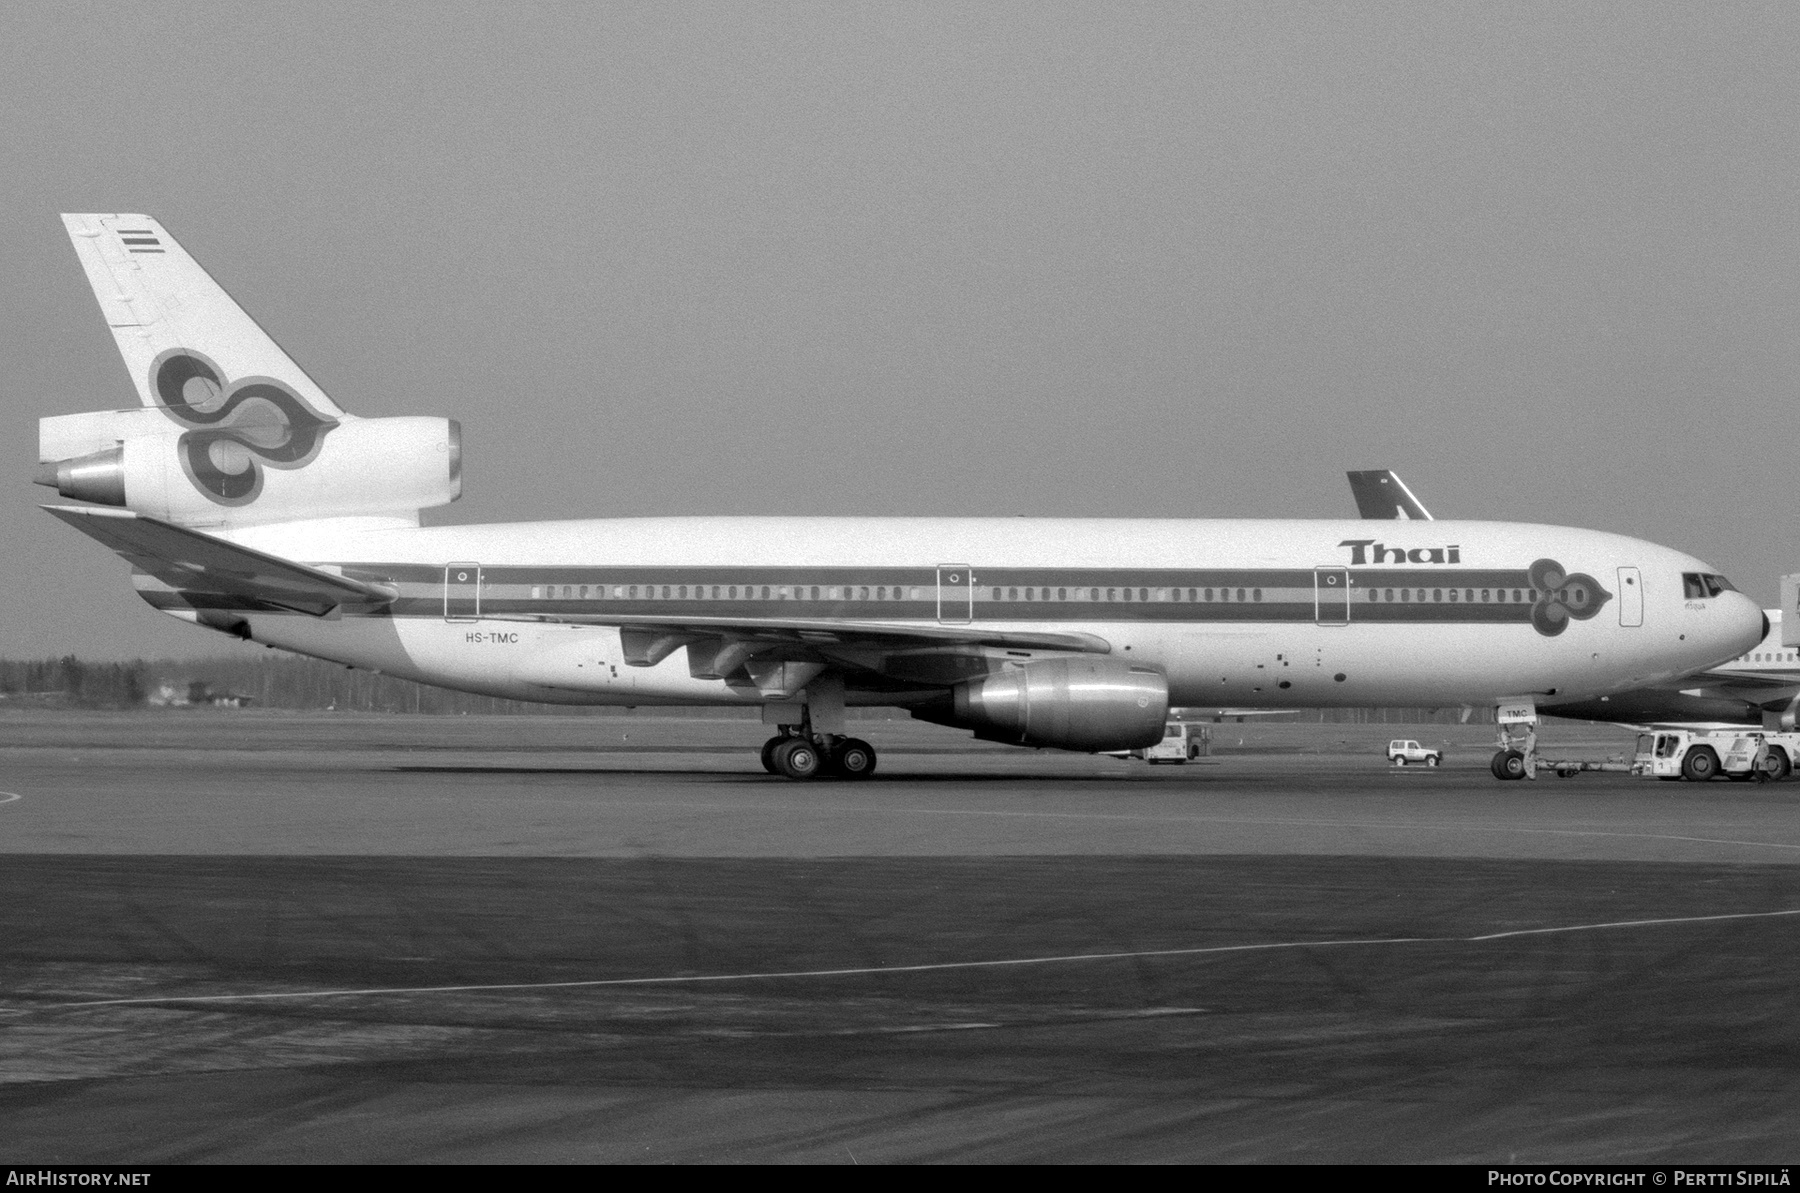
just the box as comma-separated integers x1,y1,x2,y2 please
153,349,338,505
1528,558,1609,636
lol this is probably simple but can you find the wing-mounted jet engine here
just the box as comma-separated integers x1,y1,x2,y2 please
911,658,1169,751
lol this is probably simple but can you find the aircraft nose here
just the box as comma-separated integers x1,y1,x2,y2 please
1719,591,1766,656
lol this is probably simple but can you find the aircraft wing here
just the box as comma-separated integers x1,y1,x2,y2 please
43,506,397,618
487,610,1112,668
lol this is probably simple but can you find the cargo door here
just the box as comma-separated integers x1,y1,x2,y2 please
1617,566,1643,627
937,564,973,625
1315,566,1350,626
444,562,482,622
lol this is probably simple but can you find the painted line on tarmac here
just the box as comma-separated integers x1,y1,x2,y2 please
28,906,1800,1012
583,798,1800,854
33,937,1431,1008
1467,906,1800,940
0,792,19,805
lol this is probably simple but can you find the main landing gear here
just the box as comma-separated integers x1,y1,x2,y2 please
760,731,878,780
758,673,877,780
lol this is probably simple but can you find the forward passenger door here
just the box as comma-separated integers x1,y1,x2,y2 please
1617,567,1643,627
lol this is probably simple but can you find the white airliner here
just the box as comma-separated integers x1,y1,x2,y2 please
35,214,1766,779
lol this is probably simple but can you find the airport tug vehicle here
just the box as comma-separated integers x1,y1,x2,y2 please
1632,728,1800,782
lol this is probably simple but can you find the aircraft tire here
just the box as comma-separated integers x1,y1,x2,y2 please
760,736,786,775
774,737,822,780
1681,747,1720,782
1491,749,1526,781
831,738,877,779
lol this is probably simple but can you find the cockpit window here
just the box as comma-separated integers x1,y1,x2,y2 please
1683,572,1737,598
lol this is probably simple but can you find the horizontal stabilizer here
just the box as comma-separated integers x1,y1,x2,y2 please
43,506,396,617
1347,470,1433,520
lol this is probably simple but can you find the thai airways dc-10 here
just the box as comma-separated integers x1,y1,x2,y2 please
35,214,1765,779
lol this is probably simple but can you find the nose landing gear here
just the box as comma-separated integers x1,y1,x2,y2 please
1491,701,1539,780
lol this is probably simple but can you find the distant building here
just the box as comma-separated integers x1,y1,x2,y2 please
147,681,254,709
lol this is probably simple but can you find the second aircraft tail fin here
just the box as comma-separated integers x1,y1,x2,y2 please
1347,470,1434,521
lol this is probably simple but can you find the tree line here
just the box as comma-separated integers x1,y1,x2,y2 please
0,653,1490,721
0,654,627,715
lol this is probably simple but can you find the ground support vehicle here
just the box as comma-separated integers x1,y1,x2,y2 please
1115,721,1211,764
1388,739,1442,767
1634,729,1800,782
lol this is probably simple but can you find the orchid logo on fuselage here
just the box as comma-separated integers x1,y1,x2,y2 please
151,349,338,505
1526,559,1610,636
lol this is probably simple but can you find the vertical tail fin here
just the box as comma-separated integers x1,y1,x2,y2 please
61,213,344,417
42,214,457,528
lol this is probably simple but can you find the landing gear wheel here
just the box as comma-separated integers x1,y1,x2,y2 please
1681,747,1720,782
831,738,877,779
760,735,787,775
773,737,822,780
1490,749,1526,781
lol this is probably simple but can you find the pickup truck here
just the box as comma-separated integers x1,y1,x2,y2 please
1388,739,1443,767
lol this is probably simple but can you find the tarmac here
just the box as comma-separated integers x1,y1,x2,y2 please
3,710,1799,1162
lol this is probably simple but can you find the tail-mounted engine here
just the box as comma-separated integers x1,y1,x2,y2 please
36,406,459,528
913,657,1169,752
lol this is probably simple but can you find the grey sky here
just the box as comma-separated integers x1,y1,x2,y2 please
4,3,1798,658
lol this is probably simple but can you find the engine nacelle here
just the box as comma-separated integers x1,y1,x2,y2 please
37,408,459,527
913,657,1169,752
